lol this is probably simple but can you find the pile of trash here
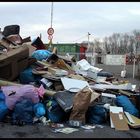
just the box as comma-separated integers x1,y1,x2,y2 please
0,25,140,133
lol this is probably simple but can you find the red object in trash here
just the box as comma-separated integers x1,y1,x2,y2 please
80,45,87,60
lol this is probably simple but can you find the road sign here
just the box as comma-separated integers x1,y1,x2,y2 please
48,35,53,40
47,27,54,35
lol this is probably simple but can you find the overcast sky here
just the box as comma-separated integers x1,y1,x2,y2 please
0,2,140,43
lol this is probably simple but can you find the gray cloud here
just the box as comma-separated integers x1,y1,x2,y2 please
0,2,140,43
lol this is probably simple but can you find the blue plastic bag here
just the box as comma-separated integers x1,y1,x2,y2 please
45,97,66,123
12,99,34,125
33,103,46,118
116,95,139,117
0,90,8,121
19,67,41,84
86,104,108,124
97,71,113,78
31,50,52,61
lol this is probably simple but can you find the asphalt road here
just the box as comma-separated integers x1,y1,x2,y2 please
0,64,140,138
95,64,140,80
95,64,140,90
0,121,140,138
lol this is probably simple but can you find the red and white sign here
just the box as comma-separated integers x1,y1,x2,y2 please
48,35,53,40
47,27,54,35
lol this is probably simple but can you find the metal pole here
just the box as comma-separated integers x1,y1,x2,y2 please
50,2,53,49
133,57,136,79
88,32,91,63
133,43,136,79
50,2,53,28
124,54,126,71
88,32,89,44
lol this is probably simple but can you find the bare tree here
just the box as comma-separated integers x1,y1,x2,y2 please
102,30,140,55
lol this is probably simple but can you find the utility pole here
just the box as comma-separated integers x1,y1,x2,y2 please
87,32,91,63
88,32,90,48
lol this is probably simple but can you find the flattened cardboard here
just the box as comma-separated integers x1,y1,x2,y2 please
22,43,36,56
109,106,129,131
55,59,73,71
48,67,68,76
110,112,129,131
68,74,86,81
109,106,123,128
118,90,133,97
124,112,140,128
124,112,135,124
37,60,51,68
42,72,61,81
32,69,48,75
91,83,132,91
61,77,89,92
90,90,100,103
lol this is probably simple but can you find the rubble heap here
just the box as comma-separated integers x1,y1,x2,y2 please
0,25,140,132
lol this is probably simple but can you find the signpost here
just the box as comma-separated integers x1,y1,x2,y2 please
47,27,54,50
47,27,54,36
48,35,53,40
47,2,54,50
